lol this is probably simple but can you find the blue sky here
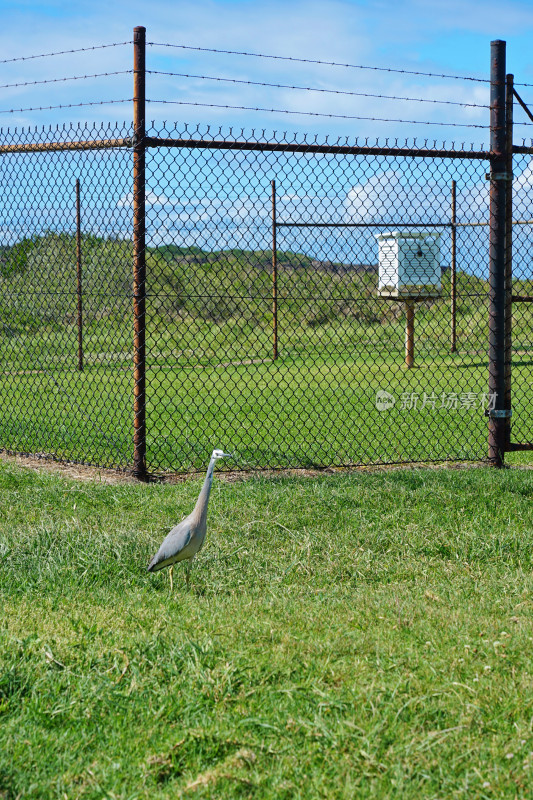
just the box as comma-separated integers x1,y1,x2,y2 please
1,0,533,147
2,0,533,276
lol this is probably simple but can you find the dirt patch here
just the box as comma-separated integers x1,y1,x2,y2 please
0,451,135,484
0,448,497,486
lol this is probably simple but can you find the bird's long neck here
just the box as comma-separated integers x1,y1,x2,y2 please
193,456,216,523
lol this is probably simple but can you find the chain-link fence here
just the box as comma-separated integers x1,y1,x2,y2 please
0,124,134,468
141,125,494,472
4,119,519,474
508,151,533,455
0,32,529,475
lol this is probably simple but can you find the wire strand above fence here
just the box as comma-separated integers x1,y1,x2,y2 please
146,70,490,109
148,42,492,83
0,71,132,91
147,99,489,128
0,99,133,116
0,41,131,65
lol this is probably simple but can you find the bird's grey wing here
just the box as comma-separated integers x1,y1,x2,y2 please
147,517,194,572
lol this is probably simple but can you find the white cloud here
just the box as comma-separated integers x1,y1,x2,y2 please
514,160,533,189
345,169,456,223
117,192,175,207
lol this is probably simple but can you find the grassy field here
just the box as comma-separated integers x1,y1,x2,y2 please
2,350,533,471
0,353,500,471
2,459,533,798
2,233,533,472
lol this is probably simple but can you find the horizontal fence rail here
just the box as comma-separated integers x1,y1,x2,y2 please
0,137,132,154
144,136,492,159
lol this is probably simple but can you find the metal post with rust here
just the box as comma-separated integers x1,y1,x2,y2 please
75,178,83,371
271,179,278,360
504,73,514,452
450,179,457,353
133,25,147,480
405,300,415,368
488,40,509,467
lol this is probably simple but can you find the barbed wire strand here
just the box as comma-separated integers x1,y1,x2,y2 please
147,70,489,109
0,42,130,65
3,95,531,129
0,70,132,92
147,99,489,128
148,42,491,84
0,99,132,115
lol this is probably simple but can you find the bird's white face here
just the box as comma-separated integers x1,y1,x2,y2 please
212,449,232,460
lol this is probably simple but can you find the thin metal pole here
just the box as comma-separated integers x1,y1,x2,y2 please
504,73,514,451
133,25,147,480
450,179,457,354
488,40,508,467
405,300,415,368
271,179,278,360
75,179,83,371
512,87,533,123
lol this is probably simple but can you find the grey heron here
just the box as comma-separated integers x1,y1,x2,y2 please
147,448,232,590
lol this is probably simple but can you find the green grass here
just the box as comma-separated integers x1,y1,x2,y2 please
0,352,500,471
2,233,533,472
2,460,533,797
2,349,533,471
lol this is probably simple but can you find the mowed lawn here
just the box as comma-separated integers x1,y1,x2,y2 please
1,460,533,798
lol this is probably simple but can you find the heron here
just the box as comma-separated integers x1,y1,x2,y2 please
147,449,232,590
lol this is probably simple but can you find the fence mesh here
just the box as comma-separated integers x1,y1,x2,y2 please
0,124,133,467
1,121,528,473
508,152,533,454
143,126,491,471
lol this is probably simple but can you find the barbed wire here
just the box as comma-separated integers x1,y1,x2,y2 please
0,99,132,115
147,70,489,109
148,42,491,83
0,42,130,65
147,99,488,128
0,70,132,92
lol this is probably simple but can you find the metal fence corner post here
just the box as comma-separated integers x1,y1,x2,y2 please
75,178,83,371
450,179,457,353
133,25,147,480
504,72,514,454
488,40,509,467
271,179,278,360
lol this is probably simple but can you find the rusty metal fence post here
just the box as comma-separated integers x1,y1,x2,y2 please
488,39,510,467
75,178,83,371
271,179,278,360
133,25,147,479
504,73,514,453
450,179,457,353
405,300,415,368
